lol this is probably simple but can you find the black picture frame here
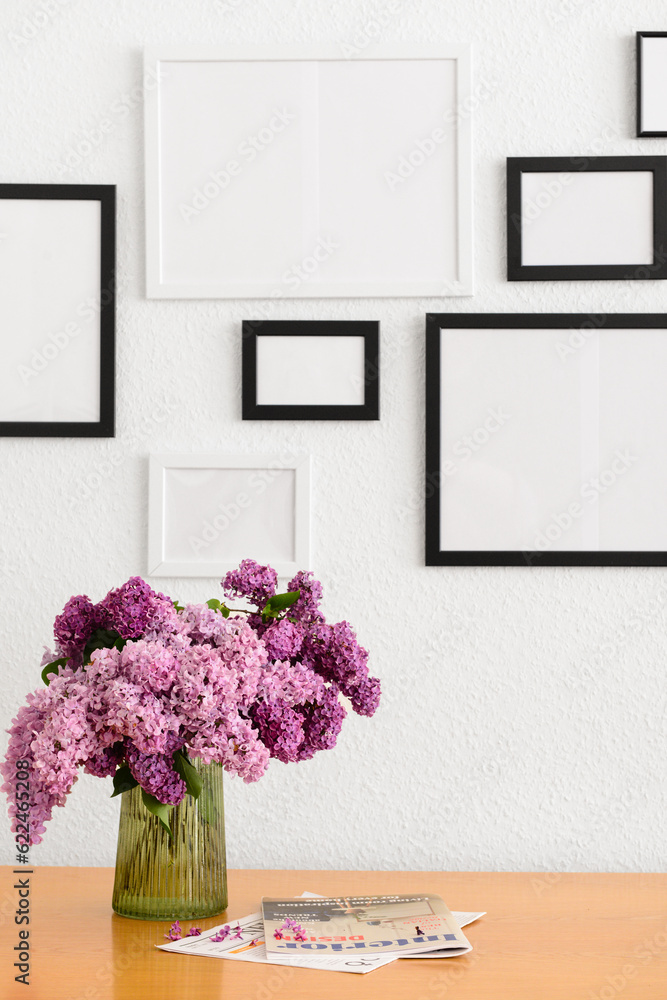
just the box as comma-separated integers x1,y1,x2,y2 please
637,32,667,138
0,183,116,437
242,320,380,421
507,156,667,281
425,312,667,568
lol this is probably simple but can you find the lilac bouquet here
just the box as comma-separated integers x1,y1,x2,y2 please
2,561,380,845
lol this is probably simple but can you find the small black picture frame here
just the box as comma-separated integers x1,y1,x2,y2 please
425,312,667,568
637,32,667,137
507,156,667,281
242,320,380,421
0,183,115,437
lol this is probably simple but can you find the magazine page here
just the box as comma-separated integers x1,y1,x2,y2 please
262,893,471,958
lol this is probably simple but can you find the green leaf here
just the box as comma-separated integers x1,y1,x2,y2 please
173,601,184,612
173,750,202,801
264,590,300,613
266,590,301,611
141,790,173,838
41,657,69,686
207,598,230,618
83,628,123,665
110,765,139,798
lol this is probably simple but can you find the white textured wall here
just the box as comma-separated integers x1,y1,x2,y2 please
1,0,666,874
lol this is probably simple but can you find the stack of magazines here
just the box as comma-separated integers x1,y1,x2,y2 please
158,891,485,975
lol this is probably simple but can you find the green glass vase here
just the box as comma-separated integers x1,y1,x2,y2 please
111,760,227,920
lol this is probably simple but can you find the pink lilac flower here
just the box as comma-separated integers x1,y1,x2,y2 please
187,927,202,936
2,563,380,845
273,929,284,940
294,930,307,942
231,924,243,939
164,921,182,941
222,559,277,608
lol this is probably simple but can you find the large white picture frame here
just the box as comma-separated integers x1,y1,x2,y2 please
145,45,473,298
148,454,311,578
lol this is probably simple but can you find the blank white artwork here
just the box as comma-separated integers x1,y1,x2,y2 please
148,454,311,577
145,46,473,298
0,199,101,422
640,36,667,133
256,336,365,406
438,327,667,552
520,171,654,266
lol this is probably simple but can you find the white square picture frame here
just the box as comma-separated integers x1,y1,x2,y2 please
148,454,311,578
145,45,473,298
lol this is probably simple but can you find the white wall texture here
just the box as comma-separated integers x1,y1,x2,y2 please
1,0,666,874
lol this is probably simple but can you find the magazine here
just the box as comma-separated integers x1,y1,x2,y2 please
157,892,484,975
262,893,471,959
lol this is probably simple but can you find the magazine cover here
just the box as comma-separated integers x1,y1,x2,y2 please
262,893,471,958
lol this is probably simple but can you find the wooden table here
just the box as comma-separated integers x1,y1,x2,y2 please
1,867,666,999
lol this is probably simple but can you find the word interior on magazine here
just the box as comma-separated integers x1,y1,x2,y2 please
11,760,32,984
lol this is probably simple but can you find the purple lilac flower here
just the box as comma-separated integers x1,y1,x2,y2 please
164,921,182,941
348,675,382,717
251,700,305,763
211,925,231,942
125,735,186,805
187,927,202,936
222,559,277,608
53,595,107,660
286,570,323,623
296,690,347,760
83,743,125,778
261,620,304,660
100,577,179,640
2,562,380,844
